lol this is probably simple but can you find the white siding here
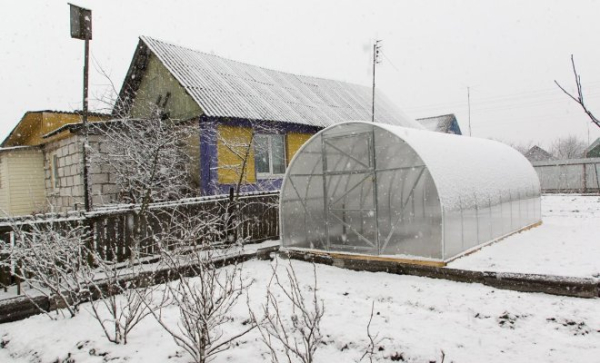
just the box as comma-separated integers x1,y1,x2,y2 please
0,154,9,216
3,148,47,216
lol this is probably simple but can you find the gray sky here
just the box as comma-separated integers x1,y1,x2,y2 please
2,0,600,149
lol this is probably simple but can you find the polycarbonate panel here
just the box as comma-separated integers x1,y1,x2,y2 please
281,121,542,263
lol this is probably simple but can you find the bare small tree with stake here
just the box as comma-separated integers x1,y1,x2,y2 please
253,259,325,363
84,247,158,345
358,301,390,363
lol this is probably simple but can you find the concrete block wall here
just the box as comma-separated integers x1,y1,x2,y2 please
43,134,119,213
88,135,119,207
43,135,85,213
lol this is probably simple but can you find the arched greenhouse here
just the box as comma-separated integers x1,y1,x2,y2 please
280,122,541,264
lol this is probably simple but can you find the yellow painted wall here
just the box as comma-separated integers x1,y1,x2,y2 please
130,54,202,120
217,128,313,185
0,148,47,216
217,125,256,184
286,132,313,164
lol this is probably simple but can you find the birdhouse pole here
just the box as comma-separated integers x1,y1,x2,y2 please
69,3,92,212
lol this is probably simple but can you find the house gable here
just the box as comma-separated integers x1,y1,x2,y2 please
128,52,202,120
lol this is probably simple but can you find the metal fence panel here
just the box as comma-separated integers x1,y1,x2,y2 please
532,158,600,193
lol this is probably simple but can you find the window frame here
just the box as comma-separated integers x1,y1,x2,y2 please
254,133,286,179
51,154,60,190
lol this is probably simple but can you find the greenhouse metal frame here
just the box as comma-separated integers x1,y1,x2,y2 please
280,122,542,264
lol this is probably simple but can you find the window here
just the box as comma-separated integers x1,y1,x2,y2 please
52,154,60,189
254,134,286,177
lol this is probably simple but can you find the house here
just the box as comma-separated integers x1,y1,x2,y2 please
0,37,423,215
585,137,600,158
114,36,423,195
416,114,462,135
524,145,554,162
0,110,110,215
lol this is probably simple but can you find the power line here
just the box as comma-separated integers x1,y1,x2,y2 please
405,84,600,112
380,50,402,74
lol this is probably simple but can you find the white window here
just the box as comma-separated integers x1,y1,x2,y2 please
254,134,286,178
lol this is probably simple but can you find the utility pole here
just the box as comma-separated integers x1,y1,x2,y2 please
467,86,472,136
69,3,93,212
372,40,382,122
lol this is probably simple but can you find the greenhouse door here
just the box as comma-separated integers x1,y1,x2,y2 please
321,131,380,255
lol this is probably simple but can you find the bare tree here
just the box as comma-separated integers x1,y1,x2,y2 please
555,55,600,129
550,135,587,160
0,219,92,318
89,117,197,262
253,260,324,363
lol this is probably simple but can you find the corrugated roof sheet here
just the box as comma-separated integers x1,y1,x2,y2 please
140,36,422,129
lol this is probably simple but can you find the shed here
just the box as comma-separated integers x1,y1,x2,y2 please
280,122,541,264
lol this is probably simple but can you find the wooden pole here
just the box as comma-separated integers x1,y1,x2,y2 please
82,36,91,212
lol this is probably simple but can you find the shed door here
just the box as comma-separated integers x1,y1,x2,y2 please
321,131,379,254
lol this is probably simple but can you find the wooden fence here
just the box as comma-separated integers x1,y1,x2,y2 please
0,192,280,287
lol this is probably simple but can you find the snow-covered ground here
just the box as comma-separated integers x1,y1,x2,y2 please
0,259,599,363
450,195,600,278
1,195,599,362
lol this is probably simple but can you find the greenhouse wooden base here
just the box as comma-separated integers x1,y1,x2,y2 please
326,251,447,268
446,220,543,264
281,246,600,299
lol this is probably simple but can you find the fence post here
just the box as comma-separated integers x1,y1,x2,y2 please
582,163,587,193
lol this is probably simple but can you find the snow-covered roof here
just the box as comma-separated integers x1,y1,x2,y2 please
0,145,39,152
376,123,540,209
122,36,422,129
524,145,554,162
416,114,462,134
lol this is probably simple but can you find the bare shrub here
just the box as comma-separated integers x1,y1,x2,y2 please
0,219,92,318
85,252,157,345
149,246,255,363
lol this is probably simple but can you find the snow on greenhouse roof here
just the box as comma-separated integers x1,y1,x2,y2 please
132,36,422,129
376,123,540,210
